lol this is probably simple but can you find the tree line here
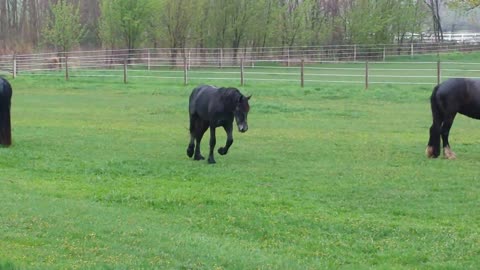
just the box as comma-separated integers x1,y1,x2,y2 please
0,0,477,55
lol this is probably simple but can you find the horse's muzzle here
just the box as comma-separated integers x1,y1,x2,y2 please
238,124,248,133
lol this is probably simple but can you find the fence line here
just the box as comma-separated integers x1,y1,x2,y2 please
1,42,480,70
3,59,474,88
2,44,480,88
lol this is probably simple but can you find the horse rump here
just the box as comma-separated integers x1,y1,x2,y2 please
0,77,12,147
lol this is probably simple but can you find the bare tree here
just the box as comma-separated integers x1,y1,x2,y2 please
425,0,444,42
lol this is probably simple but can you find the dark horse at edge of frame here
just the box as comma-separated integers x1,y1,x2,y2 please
0,77,12,147
187,85,251,164
426,78,480,159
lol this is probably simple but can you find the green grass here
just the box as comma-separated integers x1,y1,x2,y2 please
1,72,479,269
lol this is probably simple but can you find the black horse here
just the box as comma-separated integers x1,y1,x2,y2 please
187,85,251,164
426,78,480,159
0,77,12,147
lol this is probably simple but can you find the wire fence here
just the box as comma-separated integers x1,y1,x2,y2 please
1,43,480,88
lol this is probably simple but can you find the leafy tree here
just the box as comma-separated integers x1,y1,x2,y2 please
190,0,212,48
144,1,163,48
392,1,428,44
207,0,232,49
5,0,440,53
160,0,197,65
98,0,152,54
346,0,401,44
42,0,86,52
277,0,309,47
228,0,256,60
98,0,119,51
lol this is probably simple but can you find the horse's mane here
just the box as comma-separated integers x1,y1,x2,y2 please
218,87,242,107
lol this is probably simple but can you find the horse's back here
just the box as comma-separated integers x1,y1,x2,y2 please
0,77,12,96
189,85,219,116
436,78,465,94
190,85,217,99
435,78,480,118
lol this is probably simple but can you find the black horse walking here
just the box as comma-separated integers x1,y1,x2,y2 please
426,78,480,159
0,77,12,147
187,85,251,164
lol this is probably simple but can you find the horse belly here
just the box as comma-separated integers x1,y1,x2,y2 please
459,105,480,119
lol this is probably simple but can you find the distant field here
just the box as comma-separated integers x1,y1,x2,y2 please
0,67,479,269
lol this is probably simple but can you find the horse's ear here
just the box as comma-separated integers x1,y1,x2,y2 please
247,95,252,100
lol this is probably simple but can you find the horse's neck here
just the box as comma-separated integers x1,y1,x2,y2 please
221,89,239,111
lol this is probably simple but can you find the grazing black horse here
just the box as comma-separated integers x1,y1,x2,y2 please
187,85,251,164
0,77,12,147
426,78,480,159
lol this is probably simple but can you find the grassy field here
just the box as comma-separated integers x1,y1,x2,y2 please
1,70,479,269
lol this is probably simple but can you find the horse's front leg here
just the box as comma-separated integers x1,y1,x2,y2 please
426,121,441,158
208,125,217,164
218,124,233,156
441,115,457,160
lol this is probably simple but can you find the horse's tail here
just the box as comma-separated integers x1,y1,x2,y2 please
430,84,443,120
0,79,12,147
427,84,442,157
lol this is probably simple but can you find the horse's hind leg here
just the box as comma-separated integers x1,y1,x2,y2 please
187,134,195,158
193,120,208,161
426,120,441,158
427,89,443,158
187,115,196,158
0,109,11,147
207,125,217,164
0,90,11,147
441,114,457,159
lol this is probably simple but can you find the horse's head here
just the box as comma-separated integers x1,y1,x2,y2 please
234,94,251,133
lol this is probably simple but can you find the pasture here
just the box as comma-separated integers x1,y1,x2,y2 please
1,71,479,269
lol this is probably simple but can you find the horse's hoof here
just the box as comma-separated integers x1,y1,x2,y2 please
208,157,216,164
426,146,440,158
218,147,227,155
444,147,456,160
187,146,194,158
194,155,205,161
426,146,434,158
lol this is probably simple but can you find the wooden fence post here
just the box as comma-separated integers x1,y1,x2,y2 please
354,44,357,62
184,56,188,85
240,58,244,86
300,59,304,88
287,47,290,67
12,54,16,79
147,48,151,71
123,58,127,84
365,61,369,89
437,59,441,85
410,43,414,58
65,52,69,81
219,48,223,69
